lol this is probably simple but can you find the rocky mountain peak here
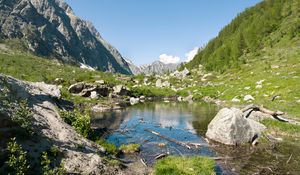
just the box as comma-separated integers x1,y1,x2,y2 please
0,0,132,74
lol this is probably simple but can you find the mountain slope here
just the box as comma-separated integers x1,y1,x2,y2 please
0,0,132,74
126,59,180,75
185,0,300,72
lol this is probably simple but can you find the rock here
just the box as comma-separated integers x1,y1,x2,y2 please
244,95,255,101
256,84,262,89
68,82,85,94
130,97,139,105
181,68,191,77
156,79,163,88
162,81,171,88
0,74,121,174
91,104,112,113
244,86,251,90
177,96,183,102
206,108,266,145
296,100,300,103
96,85,109,97
54,78,64,85
30,82,61,98
95,80,105,85
201,73,213,81
183,95,193,102
231,97,240,103
113,85,131,96
90,91,98,99
244,110,273,122
139,96,146,102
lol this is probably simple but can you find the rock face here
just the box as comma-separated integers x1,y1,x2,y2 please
0,0,132,74
68,82,109,97
206,108,266,145
0,74,123,174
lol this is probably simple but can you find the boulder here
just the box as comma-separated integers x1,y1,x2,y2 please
90,91,98,99
156,79,162,88
206,108,266,145
231,97,240,103
30,82,61,98
68,82,85,94
96,85,109,97
95,80,105,85
244,95,255,101
113,85,131,96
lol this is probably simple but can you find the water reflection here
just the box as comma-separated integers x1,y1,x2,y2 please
91,102,220,165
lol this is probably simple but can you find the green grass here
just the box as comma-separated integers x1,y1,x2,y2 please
95,139,118,156
119,144,140,154
154,156,216,175
261,119,300,138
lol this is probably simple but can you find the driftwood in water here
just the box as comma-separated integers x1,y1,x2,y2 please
242,104,300,125
144,128,208,149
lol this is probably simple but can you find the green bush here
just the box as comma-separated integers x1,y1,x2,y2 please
6,137,30,175
41,152,65,175
60,110,93,138
154,156,216,175
11,100,34,134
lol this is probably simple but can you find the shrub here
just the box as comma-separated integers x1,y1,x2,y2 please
60,110,93,138
11,100,34,134
6,137,30,175
41,152,65,175
154,156,216,175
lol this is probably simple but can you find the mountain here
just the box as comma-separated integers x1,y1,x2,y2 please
185,0,300,72
125,59,181,75
0,0,132,74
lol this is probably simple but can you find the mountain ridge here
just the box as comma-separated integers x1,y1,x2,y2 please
0,0,132,74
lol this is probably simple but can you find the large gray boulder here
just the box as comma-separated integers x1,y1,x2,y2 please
206,108,266,145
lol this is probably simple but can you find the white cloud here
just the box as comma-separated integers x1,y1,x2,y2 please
159,54,180,64
185,47,199,62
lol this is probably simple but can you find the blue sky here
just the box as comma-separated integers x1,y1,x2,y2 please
65,0,261,66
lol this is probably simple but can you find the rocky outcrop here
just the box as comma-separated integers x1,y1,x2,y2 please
113,85,131,96
0,74,123,174
206,108,266,145
0,0,132,74
68,82,109,98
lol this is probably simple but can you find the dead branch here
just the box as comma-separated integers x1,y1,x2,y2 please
140,158,147,167
242,104,300,125
144,128,192,149
155,153,169,160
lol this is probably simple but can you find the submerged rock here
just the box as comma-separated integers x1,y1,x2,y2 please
206,108,266,145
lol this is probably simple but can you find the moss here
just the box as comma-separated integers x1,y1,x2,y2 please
154,156,216,175
119,144,140,154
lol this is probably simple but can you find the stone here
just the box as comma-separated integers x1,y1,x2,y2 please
231,97,240,103
156,79,162,88
130,97,139,105
177,96,183,102
96,85,109,97
113,85,131,96
162,81,171,88
91,104,111,113
30,82,61,98
54,78,64,85
244,86,251,90
68,82,85,94
256,84,262,89
244,95,255,101
90,91,98,99
206,108,266,145
95,80,105,85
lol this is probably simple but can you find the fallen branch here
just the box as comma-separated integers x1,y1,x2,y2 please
144,128,208,149
155,153,169,160
242,104,300,125
144,128,191,149
140,158,147,167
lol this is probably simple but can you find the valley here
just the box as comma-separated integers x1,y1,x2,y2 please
0,0,300,174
